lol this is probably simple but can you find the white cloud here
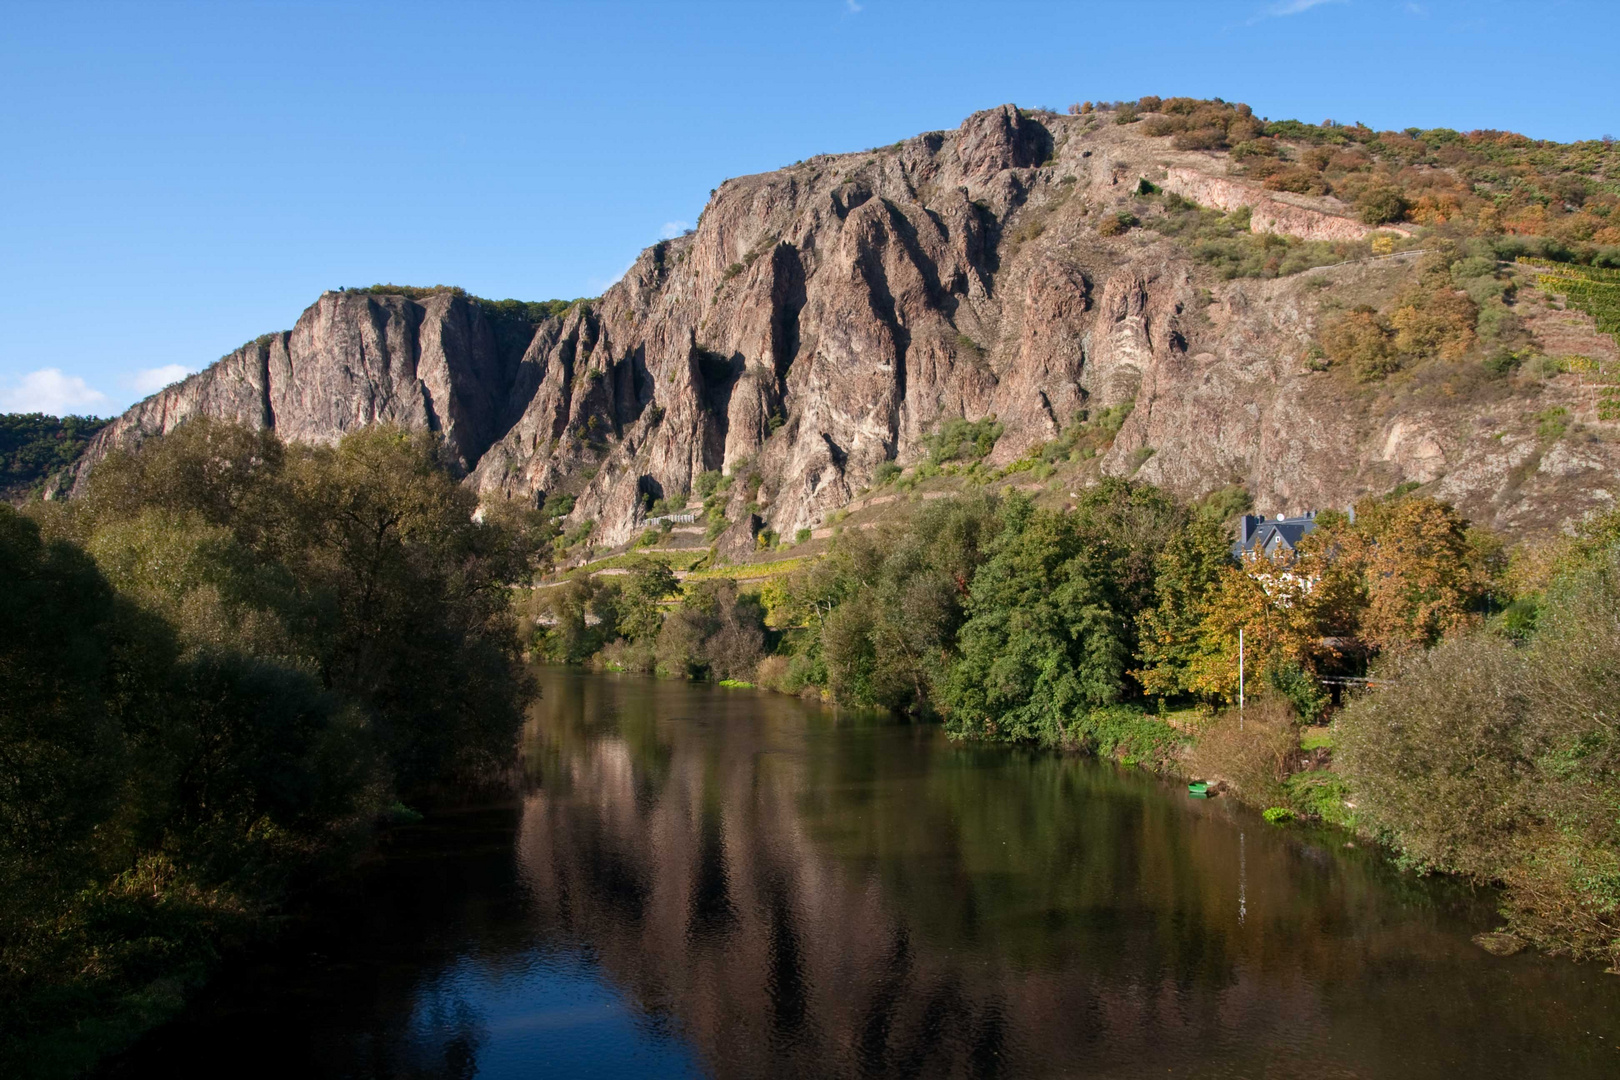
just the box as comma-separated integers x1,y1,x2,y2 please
659,220,691,239
0,368,110,415
845,0,863,12
131,363,193,395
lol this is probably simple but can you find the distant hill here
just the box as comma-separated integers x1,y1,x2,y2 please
61,98,1620,541
2,413,107,502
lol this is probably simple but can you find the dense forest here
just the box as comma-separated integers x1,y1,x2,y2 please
531,478,1620,969
0,421,547,1076
1,414,107,501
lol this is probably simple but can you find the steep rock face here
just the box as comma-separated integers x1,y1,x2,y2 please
68,104,1619,541
68,292,531,491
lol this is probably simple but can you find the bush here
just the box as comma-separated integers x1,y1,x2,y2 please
694,469,727,498
541,491,576,519
598,636,656,674
1283,771,1353,826
1262,806,1295,824
1266,660,1329,723
1357,185,1410,225
1172,128,1228,151
754,654,792,692
1098,211,1138,237
1263,167,1329,196
1335,633,1530,878
1535,406,1568,441
1183,698,1298,805
926,417,1003,465
655,580,766,682
1320,306,1401,380
872,460,902,486
1071,705,1185,765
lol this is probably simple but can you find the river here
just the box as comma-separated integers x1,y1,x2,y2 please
108,666,1620,1078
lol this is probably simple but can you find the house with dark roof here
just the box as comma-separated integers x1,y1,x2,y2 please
1233,511,1320,562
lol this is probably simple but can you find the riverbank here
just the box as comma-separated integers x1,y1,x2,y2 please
525,485,1620,970
98,666,1620,1079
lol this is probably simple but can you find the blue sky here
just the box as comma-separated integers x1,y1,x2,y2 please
2,0,1616,414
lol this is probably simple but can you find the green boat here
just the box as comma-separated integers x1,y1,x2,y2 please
1187,781,1210,798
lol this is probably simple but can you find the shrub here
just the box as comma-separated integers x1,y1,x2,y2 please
1320,306,1401,380
1335,633,1531,878
1263,167,1329,196
1388,283,1478,361
1172,128,1227,151
1098,211,1138,237
1266,660,1329,723
1262,806,1295,824
1535,406,1568,441
1071,705,1185,766
754,654,792,692
1283,771,1354,826
872,460,902,486
1183,698,1298,805
655,580,766,682
794,527,812,545
926,417,1003,465
1230,138,1281,161
598,636,656,674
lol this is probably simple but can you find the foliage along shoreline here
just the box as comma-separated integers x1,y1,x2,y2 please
1,421,548,1078
529,477,1620,971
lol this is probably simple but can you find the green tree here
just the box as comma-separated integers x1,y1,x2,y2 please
0,413,108,499
655,580,765,681
943,497,1131,744
618,559,681,641
0,507,150,940
793,493,999,711
1341,495,1485,653
1134,515,1235,700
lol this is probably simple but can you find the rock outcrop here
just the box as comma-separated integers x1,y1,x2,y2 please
65,104,1619,543
1157,167,1413,243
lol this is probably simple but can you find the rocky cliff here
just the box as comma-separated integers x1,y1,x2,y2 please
66,104,1619,544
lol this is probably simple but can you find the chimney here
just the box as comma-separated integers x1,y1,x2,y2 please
1240,514,1261,545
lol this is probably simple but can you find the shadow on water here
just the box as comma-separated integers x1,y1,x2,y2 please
106,666,1620,1079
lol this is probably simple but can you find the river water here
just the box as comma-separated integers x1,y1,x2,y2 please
111,667,1620,1078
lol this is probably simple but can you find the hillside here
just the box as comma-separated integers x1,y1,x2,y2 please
58,99,1620,548
2,414,108,502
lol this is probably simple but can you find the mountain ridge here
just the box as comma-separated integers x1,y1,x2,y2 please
60,100,1620,545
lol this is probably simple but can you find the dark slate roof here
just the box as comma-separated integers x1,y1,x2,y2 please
1233,513,1318,560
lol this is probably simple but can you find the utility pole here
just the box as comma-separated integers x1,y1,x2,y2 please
1238,627,1245,732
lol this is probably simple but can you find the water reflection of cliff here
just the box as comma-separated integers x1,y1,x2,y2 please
510,669,1620,1079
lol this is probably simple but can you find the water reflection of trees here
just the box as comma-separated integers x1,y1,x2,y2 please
510,670,1620,1079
